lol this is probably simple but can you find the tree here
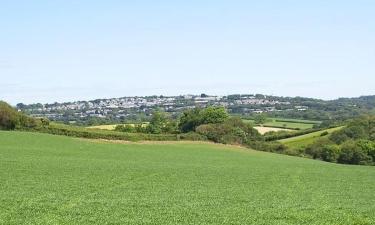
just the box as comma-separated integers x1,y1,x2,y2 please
178,107,229,133
147,111,167,134
178,108,202,133
0,101,19,130
200,106,229,124
356,139,375,163
0,101,39,130
320,145,340,162
338,141,372,165
254,114,267,124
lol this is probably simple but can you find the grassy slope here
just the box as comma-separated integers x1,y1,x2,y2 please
279,127,344,148
1,131,374,225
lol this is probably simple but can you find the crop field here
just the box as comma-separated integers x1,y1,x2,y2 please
253,126,293,134
87,123,149,130
279,127,344,149
243,118,320,130
1,131,374,225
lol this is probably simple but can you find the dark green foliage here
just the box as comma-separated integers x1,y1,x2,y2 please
306,140,340,163
179,132,207,141
330,116,375,144
320,145,340,162
338,141,372,165
179,107,229,132
146,111,167,134
329,131,350,145
178,108,202,133
146,111,178,134
196,117,262,145
0,101,40,130
249,141,289,154
0,101,20,130
298,116,375,165
356,139,375,161
254,114,268,124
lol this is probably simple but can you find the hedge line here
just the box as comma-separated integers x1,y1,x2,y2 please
25,123,206,142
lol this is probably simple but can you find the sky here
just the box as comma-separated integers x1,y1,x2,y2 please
1,0,374,104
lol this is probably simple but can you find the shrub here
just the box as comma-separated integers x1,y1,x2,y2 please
320,145,340,162
0,101,19,130
179,132,207,141
305,138,336,161
0,101,40,130
195,117,261,145
338,141,372,165
179,107,229,133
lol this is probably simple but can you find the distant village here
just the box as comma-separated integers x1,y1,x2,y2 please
17,94,309,123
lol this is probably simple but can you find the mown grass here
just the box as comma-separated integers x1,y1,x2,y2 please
1,131,374,225
279,127,344,149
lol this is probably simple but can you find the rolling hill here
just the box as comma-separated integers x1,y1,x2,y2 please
0,131,374,224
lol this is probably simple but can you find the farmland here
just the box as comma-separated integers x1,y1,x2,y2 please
253,126,292,134
1,131,374,224
243,118,320,131
280,126,344,149
87,123,149,130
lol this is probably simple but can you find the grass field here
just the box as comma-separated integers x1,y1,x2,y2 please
243,118,320,130
279,127,344,149
1,131,374,224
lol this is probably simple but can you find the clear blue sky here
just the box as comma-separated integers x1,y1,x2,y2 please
1,0,374,104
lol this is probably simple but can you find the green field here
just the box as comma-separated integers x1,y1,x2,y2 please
1,131,374,224
279,127,344,149
243,118,320,130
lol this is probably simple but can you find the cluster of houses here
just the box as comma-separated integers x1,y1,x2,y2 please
19,94,307,120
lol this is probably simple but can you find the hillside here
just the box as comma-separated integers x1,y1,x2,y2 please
280,127,344,149
1,131,374,224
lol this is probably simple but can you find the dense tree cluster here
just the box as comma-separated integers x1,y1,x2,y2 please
178,107,229,133
196,117,262,145
0,101,45,130
302,116,375,165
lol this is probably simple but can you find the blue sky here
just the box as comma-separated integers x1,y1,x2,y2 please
1,0,374,104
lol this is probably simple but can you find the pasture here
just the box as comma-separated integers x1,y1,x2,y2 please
279,126,344,149
243,118,320,130
0,131,374,225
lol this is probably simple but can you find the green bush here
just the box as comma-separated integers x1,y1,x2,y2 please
338,141,372,165
179,132,207,141
196,117,261,145
305,138,337,161
179,106,229,133
0,101,40,130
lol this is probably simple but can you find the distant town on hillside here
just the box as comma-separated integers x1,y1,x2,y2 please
15,94,375,126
